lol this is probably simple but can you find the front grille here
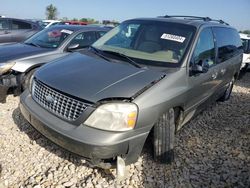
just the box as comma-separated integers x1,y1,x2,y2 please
32,79,88,121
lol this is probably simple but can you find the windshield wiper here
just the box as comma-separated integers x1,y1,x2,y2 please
89,46,111,62
102,50,143,68
24,42,40,47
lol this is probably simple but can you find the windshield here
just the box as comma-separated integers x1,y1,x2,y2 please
92,20,196,67
24,27,74,48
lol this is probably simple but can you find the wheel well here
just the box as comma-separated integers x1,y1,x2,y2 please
21,67,39,91
25,65,42,75
146,106,184,159
149,106,184,136
173,107,184,131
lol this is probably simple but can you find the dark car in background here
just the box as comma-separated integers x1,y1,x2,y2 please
60,21,88,25
0,25,110,102
20,16,242,177
0,17,42,44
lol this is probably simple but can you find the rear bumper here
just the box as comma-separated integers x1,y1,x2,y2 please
20,90,149,167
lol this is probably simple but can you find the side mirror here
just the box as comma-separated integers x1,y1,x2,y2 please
191,59,210,75
67,43,80,51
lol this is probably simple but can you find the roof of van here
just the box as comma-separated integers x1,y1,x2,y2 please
128,16,233,29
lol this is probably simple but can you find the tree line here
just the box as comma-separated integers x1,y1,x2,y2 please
239,30,250,35
45,4,118,24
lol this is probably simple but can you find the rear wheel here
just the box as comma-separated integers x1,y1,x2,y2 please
219,77,235,102
153,108,175,164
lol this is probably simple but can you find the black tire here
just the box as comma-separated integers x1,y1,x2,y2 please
22,69,37,91
153,108,175,164
219,77,235,102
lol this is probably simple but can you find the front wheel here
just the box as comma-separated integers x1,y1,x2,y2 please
153,108,175,164
219,77,235,102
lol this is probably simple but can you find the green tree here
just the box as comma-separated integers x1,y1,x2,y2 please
80,18,99,24
239,30,250,34
45,4,58,20
80,18,88,22
242,30,250,34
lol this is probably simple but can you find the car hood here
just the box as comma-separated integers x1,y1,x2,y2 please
36,53,166,103
0,43,53,63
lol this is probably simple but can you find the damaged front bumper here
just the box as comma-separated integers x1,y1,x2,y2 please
20,90,149,168
0,73,22,103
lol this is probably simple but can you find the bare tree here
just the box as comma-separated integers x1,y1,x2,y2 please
45,4,58,20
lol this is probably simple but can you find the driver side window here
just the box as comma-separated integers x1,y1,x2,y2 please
70,31,96,49
192,28,215,67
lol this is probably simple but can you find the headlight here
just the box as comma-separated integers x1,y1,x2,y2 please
84,102,138,131
29,75,35,93
0,62,16,75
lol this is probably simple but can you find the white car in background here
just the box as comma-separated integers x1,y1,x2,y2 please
41,20,61,28
240,33,250,70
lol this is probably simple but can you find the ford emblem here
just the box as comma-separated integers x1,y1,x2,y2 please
45,95,55,104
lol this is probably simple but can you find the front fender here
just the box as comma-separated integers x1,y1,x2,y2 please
11,52,68,73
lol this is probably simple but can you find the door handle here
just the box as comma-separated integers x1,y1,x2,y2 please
212,72,218,79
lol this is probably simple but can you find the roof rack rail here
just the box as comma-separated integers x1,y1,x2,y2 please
159,15,229,25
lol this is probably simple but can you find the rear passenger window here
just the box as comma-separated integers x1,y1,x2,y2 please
213,27,242,63
192,28,215,67
11,20,32,30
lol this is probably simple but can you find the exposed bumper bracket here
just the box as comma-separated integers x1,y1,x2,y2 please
0,73,21,103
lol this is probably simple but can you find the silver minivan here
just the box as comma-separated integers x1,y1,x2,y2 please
20,16,243,175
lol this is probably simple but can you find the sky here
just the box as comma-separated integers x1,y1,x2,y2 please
0,0,249,30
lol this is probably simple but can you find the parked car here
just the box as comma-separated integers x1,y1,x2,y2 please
60,21,88,25
0,25,110,102
40,20,61,29
0,17,42,44
88,23,115,29
20,16,243,177
239,33,250,70
58,21,88,25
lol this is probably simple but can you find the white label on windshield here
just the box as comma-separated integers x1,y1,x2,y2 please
161,33,186,43
61,29,73,35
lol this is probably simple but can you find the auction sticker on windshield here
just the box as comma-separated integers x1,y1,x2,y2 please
161,33,186,43
61,29,73,35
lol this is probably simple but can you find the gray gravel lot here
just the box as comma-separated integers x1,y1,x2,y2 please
0,72,250,188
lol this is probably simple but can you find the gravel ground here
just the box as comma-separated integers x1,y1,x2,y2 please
0,72,250,188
